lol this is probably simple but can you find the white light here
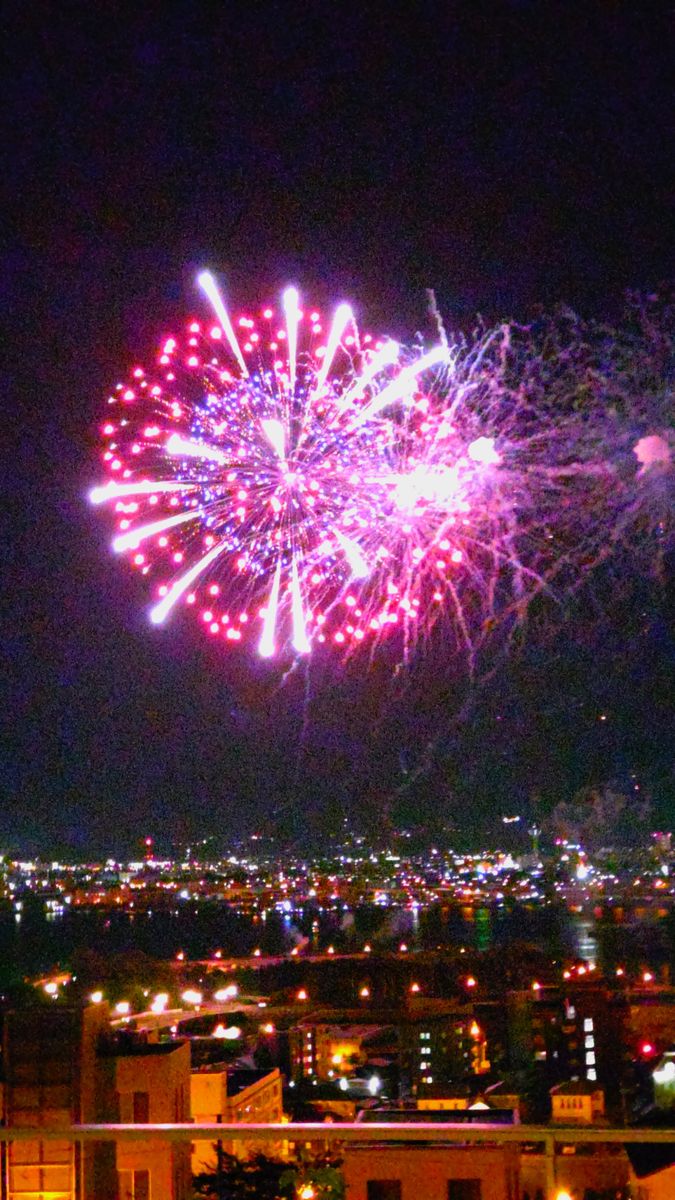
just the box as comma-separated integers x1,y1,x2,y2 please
112,510,197,553
283,286,300,395
368,1074,381,1095
197,271,249,377
654,1061,675,1084
212,1024,241,1040
352,344,449,425
314,302,353,394
467,436,501,466
150,540,229,624
334,531,369,579
89,480,193,505
258,559,282,659
165,432,228,465
213,985,238,1001
261,418,286,460
181,989,203,1006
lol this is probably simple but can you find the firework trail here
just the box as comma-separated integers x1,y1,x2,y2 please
493,294,674,594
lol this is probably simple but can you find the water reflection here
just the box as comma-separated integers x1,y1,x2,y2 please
0,896,670,977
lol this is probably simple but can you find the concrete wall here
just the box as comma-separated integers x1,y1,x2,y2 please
343,1145,520,1200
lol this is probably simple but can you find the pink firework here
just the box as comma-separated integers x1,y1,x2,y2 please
90,272,454,657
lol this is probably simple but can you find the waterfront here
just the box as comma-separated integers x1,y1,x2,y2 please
3,895,674,982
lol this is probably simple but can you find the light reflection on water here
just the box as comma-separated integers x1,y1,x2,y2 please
0,897,669,976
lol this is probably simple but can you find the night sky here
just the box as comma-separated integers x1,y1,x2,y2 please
3,3,674,855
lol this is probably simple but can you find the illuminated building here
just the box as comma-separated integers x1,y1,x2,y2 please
2,1004,191,1200
290,1003,482,1096
343,1112,520,1200
100,1039,191,1200
191,1066,284,1169
2,1003,111,1200
550,1079,605,1125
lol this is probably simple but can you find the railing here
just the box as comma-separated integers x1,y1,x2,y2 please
2,1122,673,1199
1,1121,674,1143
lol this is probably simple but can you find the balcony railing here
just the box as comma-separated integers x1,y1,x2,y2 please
1,1121,673,1199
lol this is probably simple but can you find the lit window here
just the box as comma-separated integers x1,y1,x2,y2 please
585,1036,595,1049
583,1018,594,1032
586,1052,596,1065
587,1068,597,1080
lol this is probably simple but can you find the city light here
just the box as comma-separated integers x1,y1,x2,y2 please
150,992,169,1014
89,990,104,1004
181,989,203,1006
44,982,58,996
213,985,238,1001
359,985,370,998
296,988,308,1001
466,976,477,989
212,1024,241,1040
114,1001,131,1015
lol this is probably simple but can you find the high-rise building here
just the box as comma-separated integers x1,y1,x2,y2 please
2,1004,191,1200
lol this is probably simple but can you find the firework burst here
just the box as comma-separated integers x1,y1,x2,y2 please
91,272,458,657
94,275,672,663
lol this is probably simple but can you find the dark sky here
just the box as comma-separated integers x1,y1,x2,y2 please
3,2,674,855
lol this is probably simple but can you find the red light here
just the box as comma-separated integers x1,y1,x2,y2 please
641,1042,655,1056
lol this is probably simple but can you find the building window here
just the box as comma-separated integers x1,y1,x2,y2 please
134,1170,150,1200
367,1182,402,1200
583,1018,594,1032
133,1091,150,1123
119,1169,150,1200
448,1181,481,1200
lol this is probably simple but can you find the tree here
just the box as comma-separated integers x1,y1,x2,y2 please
192,1149,344,1200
